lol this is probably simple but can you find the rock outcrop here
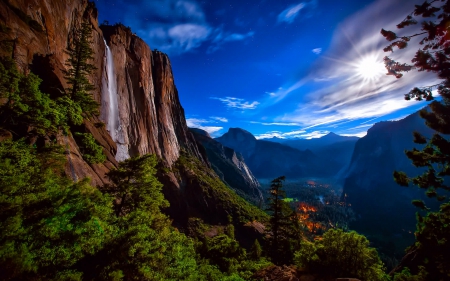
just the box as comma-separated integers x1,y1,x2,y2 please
190,128,263,206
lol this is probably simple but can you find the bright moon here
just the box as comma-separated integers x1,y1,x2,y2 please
357,56,385,80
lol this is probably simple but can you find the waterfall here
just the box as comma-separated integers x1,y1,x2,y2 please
101,39,130,162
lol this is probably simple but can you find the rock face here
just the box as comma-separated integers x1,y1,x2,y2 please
0,0,203,185
100,25,203,166
342,110,435,248
215,128,332,179
190,128,263,206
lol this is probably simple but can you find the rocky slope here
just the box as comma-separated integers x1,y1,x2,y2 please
190,128,263,206
216,128,334,179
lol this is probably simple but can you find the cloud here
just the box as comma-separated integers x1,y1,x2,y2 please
278,3,306,23
210,116,228,122
250,121,300,126
272,0,437,129
208,30,255,53
277,1,317,24
186,118,223,135
312,48,322,54
341,131,368,138
255,130,328,139
121,0,252,55
211,97,260,110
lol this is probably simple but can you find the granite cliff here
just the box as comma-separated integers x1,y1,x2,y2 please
0,0,265,227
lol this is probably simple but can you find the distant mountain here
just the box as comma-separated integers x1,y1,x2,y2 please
342,110,436,250
190,128,263,206
266,132,358,151
264,132,360,177
215,128,340,179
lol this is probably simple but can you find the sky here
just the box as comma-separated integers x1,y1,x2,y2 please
95,0,437,139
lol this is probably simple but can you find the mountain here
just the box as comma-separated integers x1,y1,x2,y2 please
190,128,263,206
0,0,265,228
215,128,340,179
265,132,359,176
342,110,435,249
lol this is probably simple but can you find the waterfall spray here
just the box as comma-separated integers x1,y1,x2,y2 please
101,39,130,161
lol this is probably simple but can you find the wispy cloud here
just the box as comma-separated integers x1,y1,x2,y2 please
278,3,306,23
255,130,329,139
186,118,223,135
122,0,254,55
210,116,229,122
208,30,255,53
272,0,437,130
250,121,300,126
312,48,322,54
277,1,317,24
211,97,260,110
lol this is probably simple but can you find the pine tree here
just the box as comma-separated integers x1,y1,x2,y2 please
63,19,99,123
381,1,450,279
265,176,299,265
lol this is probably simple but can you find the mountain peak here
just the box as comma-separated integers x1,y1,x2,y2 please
221,127,257,142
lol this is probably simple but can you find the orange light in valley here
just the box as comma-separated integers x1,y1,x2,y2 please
307,181,316,186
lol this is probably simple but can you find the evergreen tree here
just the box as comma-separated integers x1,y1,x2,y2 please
97,155,201,280
265,176,300,265
250,239,262,260
0,57,65,137
0,140,114,280
381,0,450,279
63,19,99,123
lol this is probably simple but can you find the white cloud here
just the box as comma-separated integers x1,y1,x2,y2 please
210,116,228,122
341,131,368,138
211,97,260,110
123,0,252,55
312,48,322,54
186,118,223,135
272,0,437,129
278,3,306,23
255,130,328,139
250,121,300,126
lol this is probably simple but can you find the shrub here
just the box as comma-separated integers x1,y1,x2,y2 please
294,229,388,280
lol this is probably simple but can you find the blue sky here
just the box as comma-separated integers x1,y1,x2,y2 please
95,0,437,139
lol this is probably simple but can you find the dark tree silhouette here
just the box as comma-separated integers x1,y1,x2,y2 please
381,1,450,279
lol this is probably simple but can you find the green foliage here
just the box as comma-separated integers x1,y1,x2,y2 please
393,267,428,281
0,140,114,280
175,153,268,224
294,229,387,281
0,57,65,137
94,155,203,280
265,176,302,265
73,132,106,164
64,20,99,121
250,239,262,260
